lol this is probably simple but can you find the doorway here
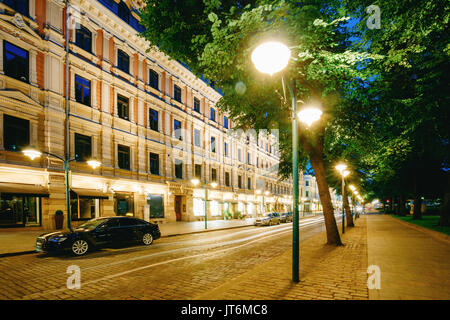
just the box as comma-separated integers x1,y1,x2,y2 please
175,195,182,221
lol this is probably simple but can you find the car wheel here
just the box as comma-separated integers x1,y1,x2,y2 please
278,220,281,225
142,233,153,245
71,239,89,256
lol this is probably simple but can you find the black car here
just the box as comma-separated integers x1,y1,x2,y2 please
280,212,293,223
36,217,161,256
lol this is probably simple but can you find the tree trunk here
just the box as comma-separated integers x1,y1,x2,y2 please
343,189,354,227
438,192,450,226
309,153,342,245
398,195,407,217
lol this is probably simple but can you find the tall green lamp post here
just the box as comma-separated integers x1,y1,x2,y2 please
251,41,322,283
335,164,349,234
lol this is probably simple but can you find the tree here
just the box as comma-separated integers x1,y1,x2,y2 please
140,0,380,245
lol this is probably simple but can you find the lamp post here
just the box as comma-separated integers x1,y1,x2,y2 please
335,164,349,234
192,178,217,229
23,147,101,232
252,41,322,283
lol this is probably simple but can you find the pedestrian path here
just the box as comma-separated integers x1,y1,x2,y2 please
367,214,450,300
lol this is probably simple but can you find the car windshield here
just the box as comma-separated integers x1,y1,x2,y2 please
77,218,109,230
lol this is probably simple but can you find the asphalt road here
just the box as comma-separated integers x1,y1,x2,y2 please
0,215,341,300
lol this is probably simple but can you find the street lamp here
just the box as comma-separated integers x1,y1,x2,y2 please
335,163,349,234
191,178,217,229
252,40,322,283
23,147,101,232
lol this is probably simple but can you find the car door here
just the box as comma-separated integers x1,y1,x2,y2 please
273,213,280,224
117,218,140,243
92,219,119,247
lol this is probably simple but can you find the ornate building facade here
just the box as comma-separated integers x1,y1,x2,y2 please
0,0,292,229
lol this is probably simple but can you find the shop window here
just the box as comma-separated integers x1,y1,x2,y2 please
3,41,29,83
193,198,205,216
149,108,159,131
114,193,134,216
149,152,159,175
0,194,40,227
3,114,29,151
148,194,164,218
117,49,130,74
118,144,130,170
75,75,91,106
75,25,92,53
117,94,129,120
74,133,92,162
149,69,159,90
70,191,98,221
174,85,182,103
210,200,220,216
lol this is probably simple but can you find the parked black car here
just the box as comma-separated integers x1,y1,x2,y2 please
280,212,293,223
36,217,161,256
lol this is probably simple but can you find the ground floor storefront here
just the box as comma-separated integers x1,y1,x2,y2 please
0,165,293,230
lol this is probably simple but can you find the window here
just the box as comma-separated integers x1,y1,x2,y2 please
305,191,309,197
193,198,205,216
117,49,129,74
173,119,182,140
118,1,130,23
74,133,92,162
210,107,215,121
194,129,201,147
193,97,200,113
211,136,216,153
118,145,130,170
3,114,29,151
305,181,310,187
4,0,29,16
248,178,252,190
75,75,91,106
225,172,230,187
224,142,228,157
211,168,217,182
75,25,92,53
114,193,134,216
195,164,202,178
149,108,158,131
117,95,129,120
174,85,182,103
224,116,228,129
149,153,159,175
238,175,242,189
70,191,98,221
148,194,164,218
175,160,183,179
3,41,28,82
149,69,159,90
247,152,251,165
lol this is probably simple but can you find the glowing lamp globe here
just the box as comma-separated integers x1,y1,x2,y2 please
251,42,291,76
211,182,218,188
23,148,42,160
335,163,347,173
297,108,322,127
87,160,101,169
191,179,200,186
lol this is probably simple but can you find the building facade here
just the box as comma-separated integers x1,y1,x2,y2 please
300,174,341,214
0,0,292,229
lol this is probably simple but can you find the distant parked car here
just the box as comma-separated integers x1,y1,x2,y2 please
36,217,161,256
254,212,281,226
280,212,293,223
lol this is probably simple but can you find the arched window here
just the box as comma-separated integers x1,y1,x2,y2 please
75,25,92,53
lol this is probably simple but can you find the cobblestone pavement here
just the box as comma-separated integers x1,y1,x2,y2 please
0,216,341,300
195,215,369,300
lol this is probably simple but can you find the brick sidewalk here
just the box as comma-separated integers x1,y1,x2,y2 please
194,215,369,300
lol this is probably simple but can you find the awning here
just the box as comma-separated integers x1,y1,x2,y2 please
0,182,49,197
71,188,109,199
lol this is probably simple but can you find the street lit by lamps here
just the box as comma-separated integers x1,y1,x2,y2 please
191,178,217,229
252,40,322,283
22,147,101,232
